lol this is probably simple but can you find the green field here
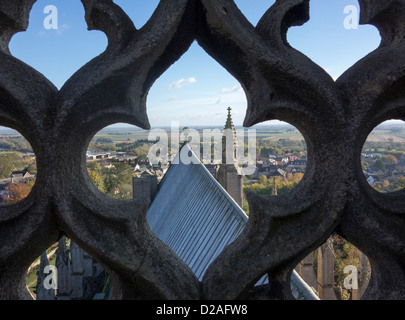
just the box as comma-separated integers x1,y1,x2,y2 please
93,125,303,143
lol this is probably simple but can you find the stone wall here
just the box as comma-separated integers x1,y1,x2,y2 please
0,0,404,300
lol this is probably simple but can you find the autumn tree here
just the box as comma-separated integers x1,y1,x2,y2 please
4,180,34,203
382,154,398,165
99,162,134,199
331,234,365,300
373,159,386,171
132,145,151,159
396,177,405,190
382,180,390,189
24,162,37,175
390,176,405,192
244,173,304,196
87,161,102,171
88,169,105,193
0,153,21,179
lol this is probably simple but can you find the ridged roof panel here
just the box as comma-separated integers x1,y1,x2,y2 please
147,144,247,280
147,144,318,300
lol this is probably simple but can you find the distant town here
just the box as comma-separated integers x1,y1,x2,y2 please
1,118,404,300
82,122,309,203
360,122,405,192
0,120,404,204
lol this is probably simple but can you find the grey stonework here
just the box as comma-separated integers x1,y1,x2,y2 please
35,252,55,300
217,107,244,207
317,240,337,300
0,0,404,300
51,238,105,300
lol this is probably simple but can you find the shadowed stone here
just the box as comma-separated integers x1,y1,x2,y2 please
0,0,404,300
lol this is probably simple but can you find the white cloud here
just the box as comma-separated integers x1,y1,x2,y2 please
220,85,242,94
55,23,69,36
169,77,197,89
39,23,69,36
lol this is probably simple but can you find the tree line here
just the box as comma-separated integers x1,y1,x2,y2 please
0,137,33,153
0,153,36,179
87,161,134,200
257,138,306,158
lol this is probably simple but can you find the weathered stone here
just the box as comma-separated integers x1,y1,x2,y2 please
317,241,337,300
298,252,317,290
35,252,55,300
0,0,404,300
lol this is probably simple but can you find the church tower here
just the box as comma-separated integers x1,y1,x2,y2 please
217,107,244,207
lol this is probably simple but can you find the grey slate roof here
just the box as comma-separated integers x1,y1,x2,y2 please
147,144,319,300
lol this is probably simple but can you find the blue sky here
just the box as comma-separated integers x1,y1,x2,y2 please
8,0,381,128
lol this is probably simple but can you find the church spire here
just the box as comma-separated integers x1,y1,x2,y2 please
222,107,238,164
224,107,235,131
56,236,69,266
218,107,244,207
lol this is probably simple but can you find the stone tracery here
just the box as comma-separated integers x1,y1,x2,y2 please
0,0,404,300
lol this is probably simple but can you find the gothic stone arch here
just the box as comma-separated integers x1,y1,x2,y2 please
0,0,404,300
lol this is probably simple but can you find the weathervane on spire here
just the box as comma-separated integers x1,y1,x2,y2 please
224,107,235,132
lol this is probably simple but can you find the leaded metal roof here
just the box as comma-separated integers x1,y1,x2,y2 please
147,144,318,300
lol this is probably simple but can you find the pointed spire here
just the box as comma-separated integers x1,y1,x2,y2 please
55,236,72,299
56,236,69,265
37,252,50,291
38,252,49,274
224,107,236,132
223,107,238,164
